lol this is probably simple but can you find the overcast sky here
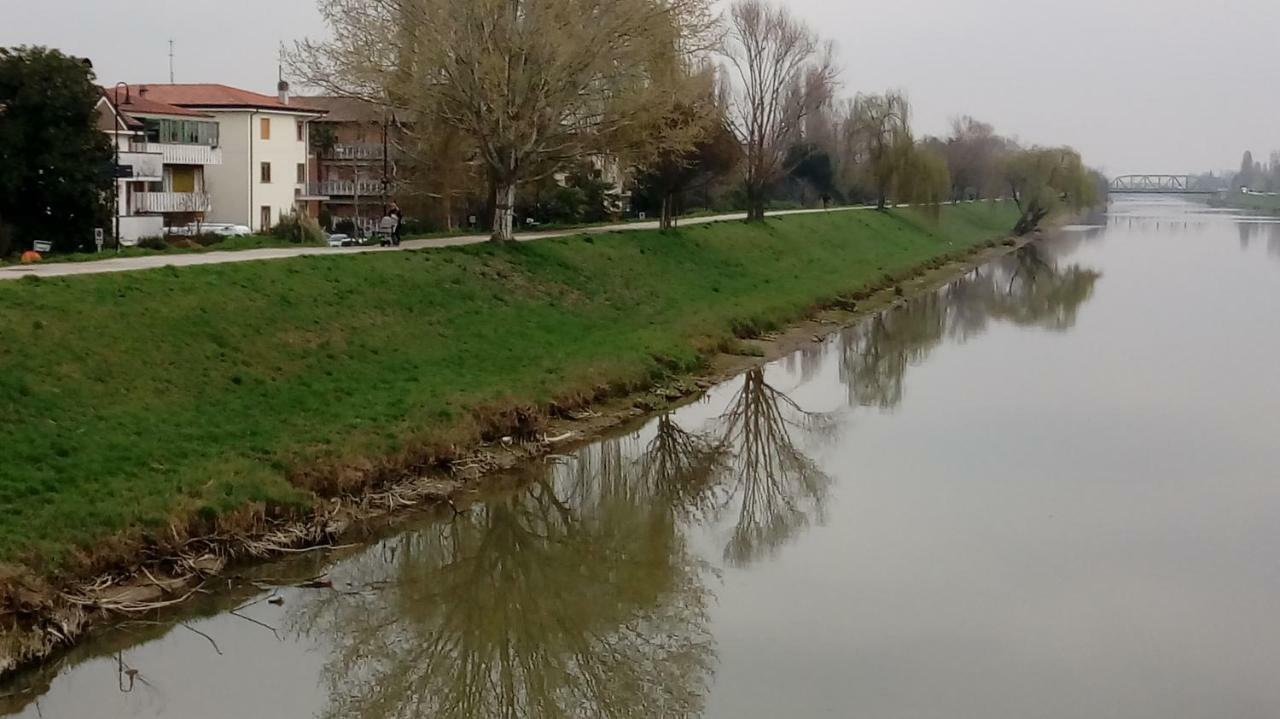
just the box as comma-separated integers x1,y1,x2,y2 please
3,0,1277,174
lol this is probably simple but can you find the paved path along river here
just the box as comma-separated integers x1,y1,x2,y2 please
3,197,1280,718
0,205,868,282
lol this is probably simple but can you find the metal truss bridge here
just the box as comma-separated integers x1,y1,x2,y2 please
1109,175,1215,195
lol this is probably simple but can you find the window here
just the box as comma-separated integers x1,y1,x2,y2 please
260,162,272,184
260,117,271,140
296,163,306,184
141,118,219,146
296,121,304,142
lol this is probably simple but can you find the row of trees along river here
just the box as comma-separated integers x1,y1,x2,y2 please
1,0,1100,256
288,0,1101,240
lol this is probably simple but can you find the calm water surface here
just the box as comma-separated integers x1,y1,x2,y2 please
5,197,1280,718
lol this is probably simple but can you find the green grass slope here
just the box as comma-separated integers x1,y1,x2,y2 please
0,203,1016,570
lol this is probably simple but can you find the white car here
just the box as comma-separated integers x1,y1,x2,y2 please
211,224,252,237
167,223,252,237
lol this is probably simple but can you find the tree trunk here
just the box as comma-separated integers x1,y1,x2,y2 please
660,193,675,231
745,184,766,222
491,180,516,242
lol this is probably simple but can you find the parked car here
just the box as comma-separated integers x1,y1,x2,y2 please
166,223,252,238
212,224,252,237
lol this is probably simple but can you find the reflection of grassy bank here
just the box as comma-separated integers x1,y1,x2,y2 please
0,204,1015,576
1208,191,1280,214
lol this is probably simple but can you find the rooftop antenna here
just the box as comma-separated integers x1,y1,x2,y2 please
168,39,175,84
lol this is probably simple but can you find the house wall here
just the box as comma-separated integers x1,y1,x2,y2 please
203,113,251,227
203,110,314,231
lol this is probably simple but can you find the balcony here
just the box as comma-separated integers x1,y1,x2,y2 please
135,192,212,214
323,143,391,162
130,142,223,166
308,180,391,197
117,151,163,181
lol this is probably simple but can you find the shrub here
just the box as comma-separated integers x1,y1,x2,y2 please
271,213,326,245
397,218,433,237
333,218,357,237
192,233,225,248
137,236,168,251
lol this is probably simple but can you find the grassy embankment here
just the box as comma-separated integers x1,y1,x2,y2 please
0,203,1016,576
1208,191,1280,214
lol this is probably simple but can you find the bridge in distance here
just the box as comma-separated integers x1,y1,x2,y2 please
1109,174,1217,195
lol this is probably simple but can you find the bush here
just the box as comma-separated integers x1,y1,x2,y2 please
333,218,357,237
270,213,326,245
137,236,169,251
397,218,433,237
191,233,225,248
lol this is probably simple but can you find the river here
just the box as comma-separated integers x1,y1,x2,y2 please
4,196,1280,718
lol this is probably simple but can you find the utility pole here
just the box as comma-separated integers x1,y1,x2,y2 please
382,110,390,209
168,40,175,83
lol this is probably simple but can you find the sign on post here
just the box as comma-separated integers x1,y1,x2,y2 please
33,240,53,254
94,228,105,251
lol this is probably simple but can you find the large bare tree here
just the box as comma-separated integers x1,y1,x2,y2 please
720,0,837,222
291,0,717,241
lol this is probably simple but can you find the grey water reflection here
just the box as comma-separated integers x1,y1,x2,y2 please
842,244,1100,409
0,232,1106,719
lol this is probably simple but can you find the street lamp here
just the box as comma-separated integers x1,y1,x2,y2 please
112,82,129,254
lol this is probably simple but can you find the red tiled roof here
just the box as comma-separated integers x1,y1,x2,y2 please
304,96,387,123
126,84,325,113
101,86,212,119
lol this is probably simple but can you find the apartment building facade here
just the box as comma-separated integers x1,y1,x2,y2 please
302,96,405,233
97,88,224,241
114,83,328,232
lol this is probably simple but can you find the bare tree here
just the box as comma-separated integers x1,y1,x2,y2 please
942,116,1010,201
290,0,717,242
721,0,837,222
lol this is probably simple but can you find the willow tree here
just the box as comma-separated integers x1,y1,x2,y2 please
846,90,917,210
1003,146,1096,235
721,0,837,222
291,0,717,242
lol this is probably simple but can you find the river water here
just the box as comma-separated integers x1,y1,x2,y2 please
4,197,1280,718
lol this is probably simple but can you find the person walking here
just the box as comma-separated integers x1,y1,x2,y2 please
388,202,404,247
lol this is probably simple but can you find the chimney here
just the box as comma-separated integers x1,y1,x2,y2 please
278,79,290,106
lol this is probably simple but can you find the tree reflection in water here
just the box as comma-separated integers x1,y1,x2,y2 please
710,369,833,567
842,243,1100,409
296,241,1099,718
636,415,728,524
298,466,716,719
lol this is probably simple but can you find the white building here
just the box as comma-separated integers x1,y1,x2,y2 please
112,83,327,233
97,88,224,242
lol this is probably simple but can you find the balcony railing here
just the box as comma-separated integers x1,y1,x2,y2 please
130,142,223,166
308,180,391,197
117,151,164,181
323,143,392,161
135,192,212,214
